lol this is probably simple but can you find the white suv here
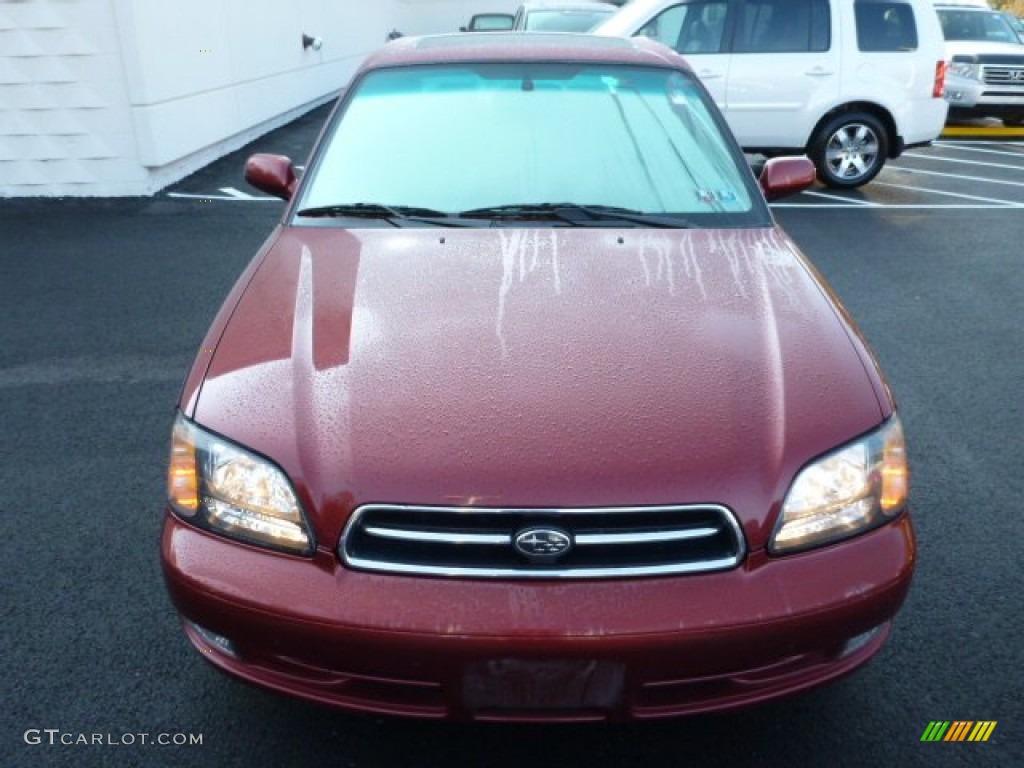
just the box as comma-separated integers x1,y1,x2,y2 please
934,2,1024,125
594,0,949,188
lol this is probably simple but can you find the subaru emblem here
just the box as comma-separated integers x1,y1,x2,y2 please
514,528,572,562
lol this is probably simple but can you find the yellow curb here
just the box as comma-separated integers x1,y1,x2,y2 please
941,125,1024,138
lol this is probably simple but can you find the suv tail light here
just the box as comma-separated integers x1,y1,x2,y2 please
933,60,947,98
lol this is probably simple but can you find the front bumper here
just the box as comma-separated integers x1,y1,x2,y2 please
162,510,916,721
944,72,1024,117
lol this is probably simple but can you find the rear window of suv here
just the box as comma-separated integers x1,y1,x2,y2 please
855,0,919,52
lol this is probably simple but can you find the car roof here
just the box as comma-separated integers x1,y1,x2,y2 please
360,32,689,73
520,1,619,10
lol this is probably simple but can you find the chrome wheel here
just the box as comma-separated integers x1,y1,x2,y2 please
810,112,888,189
825,123,880,182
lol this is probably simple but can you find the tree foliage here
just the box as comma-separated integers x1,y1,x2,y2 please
993,0,1024,15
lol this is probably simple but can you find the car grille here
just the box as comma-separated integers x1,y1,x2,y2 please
983,66,1024,86
340,504,745,579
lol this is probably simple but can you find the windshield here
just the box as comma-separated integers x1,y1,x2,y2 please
471,15,514,31
525,10,616,32
937,9,1021,43
300,63,761,224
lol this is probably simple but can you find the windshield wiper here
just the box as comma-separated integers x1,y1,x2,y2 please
457,203,694,229
294,203,471,227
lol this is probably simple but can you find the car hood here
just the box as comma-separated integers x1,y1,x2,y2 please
190,226,888,551
944,41,1024,57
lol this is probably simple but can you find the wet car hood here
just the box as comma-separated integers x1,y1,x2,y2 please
189,226,889,551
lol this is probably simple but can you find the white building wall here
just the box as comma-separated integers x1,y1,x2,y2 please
1,0,140,196
0,0,519,198
112,0,403,193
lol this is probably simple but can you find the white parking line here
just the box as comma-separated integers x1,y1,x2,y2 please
936,140,1024,147
930,142,1024,159
896,153,1024,172
219,186,269,200
773,202,1019,208
870,180,1023,206
884,164,1024,189
799,190,876,205
166,192,280,201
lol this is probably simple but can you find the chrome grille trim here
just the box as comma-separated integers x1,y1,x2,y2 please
337,557,743,580
573,527,718,545
983,66,1024,85
340,503,746,579
363,526,510,545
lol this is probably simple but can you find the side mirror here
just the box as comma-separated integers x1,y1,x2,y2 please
244,154,297,200
759,156,816,201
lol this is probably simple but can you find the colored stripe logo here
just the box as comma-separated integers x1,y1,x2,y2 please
921,721,997,742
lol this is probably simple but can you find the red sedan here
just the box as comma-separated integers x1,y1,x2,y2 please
162,32,913,721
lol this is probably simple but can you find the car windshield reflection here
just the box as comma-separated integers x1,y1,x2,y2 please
299,64,760,226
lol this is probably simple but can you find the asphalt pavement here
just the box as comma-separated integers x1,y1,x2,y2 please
1,104,1021,768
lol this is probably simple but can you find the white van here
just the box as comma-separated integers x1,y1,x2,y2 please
594,0,949,187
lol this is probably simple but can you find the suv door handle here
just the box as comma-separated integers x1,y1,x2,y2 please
805,67,835,77
697,68,723,80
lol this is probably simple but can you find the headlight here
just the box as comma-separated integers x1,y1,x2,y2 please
949,61,980,80
167,413,313,555
770,416,908,554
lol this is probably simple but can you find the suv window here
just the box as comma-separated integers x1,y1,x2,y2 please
855,1,919,52
638,0,831,55
936,8,1020,44
637,2,729,54
733,0,830,53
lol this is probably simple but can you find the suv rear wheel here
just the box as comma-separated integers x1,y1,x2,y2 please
809,112,888,189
